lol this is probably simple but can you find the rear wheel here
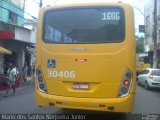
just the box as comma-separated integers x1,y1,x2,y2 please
145,81,150,90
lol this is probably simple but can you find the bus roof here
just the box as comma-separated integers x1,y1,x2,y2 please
42,1,132,10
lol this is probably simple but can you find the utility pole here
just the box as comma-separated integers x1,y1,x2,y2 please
23,0,26,10
39,0,43,8
153,0,158,68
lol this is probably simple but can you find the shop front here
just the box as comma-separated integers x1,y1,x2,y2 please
0,46,20,92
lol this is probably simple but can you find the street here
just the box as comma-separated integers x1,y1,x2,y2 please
0,0,160,120
134,85,160,114
0,84,160,120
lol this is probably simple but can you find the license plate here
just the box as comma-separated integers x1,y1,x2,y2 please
73,82,89,90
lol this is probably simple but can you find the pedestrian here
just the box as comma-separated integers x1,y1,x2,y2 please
28,65,31,76
13,65,19,80
4,62,17,97
4,63,8,74
22,62,28,83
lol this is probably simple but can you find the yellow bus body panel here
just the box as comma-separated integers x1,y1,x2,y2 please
36,89,135,112
35,2,136,112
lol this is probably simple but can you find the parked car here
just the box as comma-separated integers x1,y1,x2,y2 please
137,68,160,90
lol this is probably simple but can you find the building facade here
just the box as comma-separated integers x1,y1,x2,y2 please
0,0,36,74
0,0,24,26
144,0,160,67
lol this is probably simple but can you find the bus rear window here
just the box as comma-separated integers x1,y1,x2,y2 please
43,7,125,44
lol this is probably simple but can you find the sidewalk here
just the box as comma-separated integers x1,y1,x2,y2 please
0,76,34,95
20,76,35,87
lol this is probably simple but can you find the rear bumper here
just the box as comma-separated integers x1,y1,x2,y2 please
35,89,135,113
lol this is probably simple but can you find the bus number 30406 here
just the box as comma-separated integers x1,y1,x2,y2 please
47,70,76,78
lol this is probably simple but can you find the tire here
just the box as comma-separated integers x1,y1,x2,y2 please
145,81,150,90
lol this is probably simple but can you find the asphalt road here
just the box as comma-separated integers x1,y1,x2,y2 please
134,85,160,114
0,85,160,120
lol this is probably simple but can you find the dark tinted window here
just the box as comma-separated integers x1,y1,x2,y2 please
43,7,125,44
142,70,150,74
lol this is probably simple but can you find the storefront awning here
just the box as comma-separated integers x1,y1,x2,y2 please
0,46,12,54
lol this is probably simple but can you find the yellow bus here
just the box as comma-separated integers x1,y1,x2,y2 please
35,2,136,113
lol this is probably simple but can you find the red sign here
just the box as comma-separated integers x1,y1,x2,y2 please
0,30,15,39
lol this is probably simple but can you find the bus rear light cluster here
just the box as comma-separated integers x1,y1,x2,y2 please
36,67,47,93
117,69,133,98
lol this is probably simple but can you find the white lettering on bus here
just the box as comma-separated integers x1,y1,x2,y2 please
48,70,76,78
102,12,120,21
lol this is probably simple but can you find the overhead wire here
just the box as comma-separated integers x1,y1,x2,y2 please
133,6,154,27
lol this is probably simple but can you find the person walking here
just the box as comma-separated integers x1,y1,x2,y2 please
22,62,28,83
4,63,17,97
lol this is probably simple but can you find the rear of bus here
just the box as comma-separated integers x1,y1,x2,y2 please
35,2,136,112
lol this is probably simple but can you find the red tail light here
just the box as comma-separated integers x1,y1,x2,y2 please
38,76,43,82
149,71,153,78
123,80,130,86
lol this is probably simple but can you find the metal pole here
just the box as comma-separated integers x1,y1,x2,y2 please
39,0,42,8
23,0,26,10
153,0,157,68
